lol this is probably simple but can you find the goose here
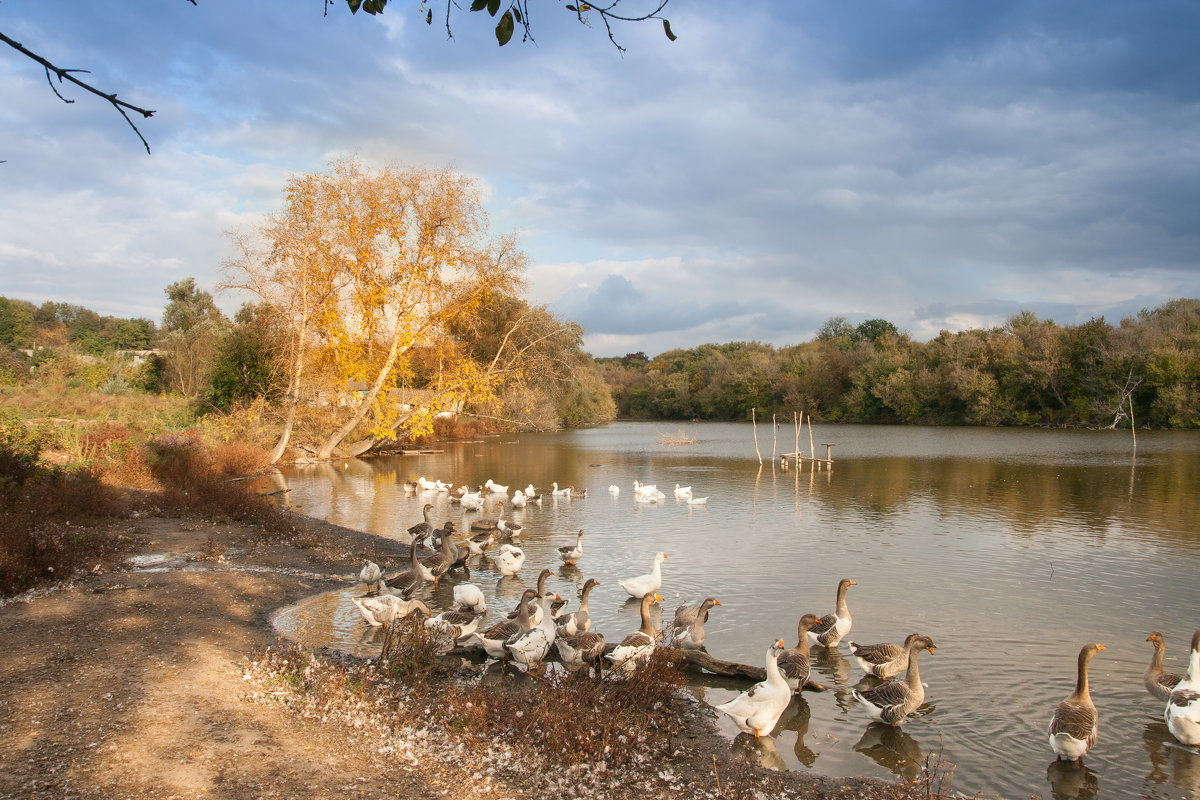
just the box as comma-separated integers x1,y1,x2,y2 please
417,534,451,584
382,535,428,598
477,588,537,658
495,516,524,538
507,569,565,625
573,487,588,498
670,597,721,650
850,633,926,681
416,476,437,491
608,484,620,496
493,543,526,577
484,479,509,494
715,639,792,738
460,491,486,512
606,591,664,673
633,480,658,498
505,593,562,670
523,484,537,497
434,479,453,492
1048,642,1105,760
402,479,419,493
351,595,431,627
1146,631,1185,702
551,482,572,497
425,609,484,647
358,560,383,593
555,578,599,637
406,503,436,543
461,530,495,556
674,483,692,499
686,496,709,505
557,631,606,673
511,490,527,509
453,582,486,614
851,634,936,726
557,530,585,565
808,578,856,648
778,614,821,691
1166,628,1200,746
618,552,668,598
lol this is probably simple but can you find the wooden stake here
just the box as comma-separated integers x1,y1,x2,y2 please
752,407,762,465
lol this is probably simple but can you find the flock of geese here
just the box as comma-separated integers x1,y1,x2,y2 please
351,475,1200,761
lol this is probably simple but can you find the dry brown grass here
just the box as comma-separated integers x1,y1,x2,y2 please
658,428,697,445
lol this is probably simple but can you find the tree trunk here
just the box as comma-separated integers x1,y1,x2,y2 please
315,326,411,461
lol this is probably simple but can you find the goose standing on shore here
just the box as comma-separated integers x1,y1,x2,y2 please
850,633,926,680
555,578,599,637
715,639,791,738
477,588,536,658
618,552,668,598
1145,632,1185,702
557,630,607,674
1165,628,1200,746
851,634,936,726
808,578,856,648
505,593,561,670
607,591,664,673
557,530,585,565
1048,642,1104,760
670,597,721,650
778,614,821,691
358,560,383,593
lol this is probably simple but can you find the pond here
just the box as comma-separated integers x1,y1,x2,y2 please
268,422,1200,799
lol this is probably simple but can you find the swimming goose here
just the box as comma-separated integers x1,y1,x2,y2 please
618,552,668,598
606,591,664,673
477,588,537,658
808,578,856,648
523,484,537,498
425,609,484,647
557,530,585,565
608,484,620,496
551,482,572,497
1166,628,1200,746
460,491,486,512
671,597,721,650
382,535,428,598
402,479,419,493
686,496,709,505
1048,642,1104,760
1146,631,1185,702
850,633,926,681
453,582,487,613
852,634,936,726
461,530,495,556
416,476,437,491
505,593,562,670
358,560,383,593
493,543,526,577
434,479,453,492
715,639,791,738
674,483,692,499
633,480,659,498
555,578,599,637
496,516,524,538
511,490,527,509
351,595,431,627
778,614,821,691
557,631,606,673
484,479,509,494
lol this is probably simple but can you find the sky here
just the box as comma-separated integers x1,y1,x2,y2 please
2,1,1198,357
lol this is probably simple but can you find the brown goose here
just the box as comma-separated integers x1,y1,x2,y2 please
778,613,821,691
557,530,585,565
850,634,936,726
1146,632,1185,702
1048,643,1104,761
382,534,428,598
670,597,721,650
554,577,599,637
606,591,663,673
507,569,566,624
405,503,435,544
477,588,537,658
557,630,606,673
425,609,484,647
850,633,926,680
808,578,855,648
418,529,456,585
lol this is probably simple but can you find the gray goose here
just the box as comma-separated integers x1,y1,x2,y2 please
850,634,936,726
477,588,537,658
383,534,428,598
557,530,585,565
425,609,484,647
605,591,663,673
506,569,566,625
778,613,821,691
557,631,606,673
850,633,926,680
808,578,855,648
554,578,599,637
1048,642,1105,761
418,529,455,585
670,597,721,650
405,503,435,544
1145,631,1184,702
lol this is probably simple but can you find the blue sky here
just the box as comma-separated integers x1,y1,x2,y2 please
2,1,1198,357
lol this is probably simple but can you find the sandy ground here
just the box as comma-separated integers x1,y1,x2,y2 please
0,511,908,800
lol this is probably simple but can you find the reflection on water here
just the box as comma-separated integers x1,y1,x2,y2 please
1142,721,1200,797
270,422,1200,799
1046,759,1101,800
854,722,924,782
777,697,818,767
731,732,787,770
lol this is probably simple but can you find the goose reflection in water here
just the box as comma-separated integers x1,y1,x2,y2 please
853,722,924,782
811,647,854,712
494,574,526,602
1045,758,1100,800
1141,719,1200,797
776,696,818,767
731,731,787,770
558,561,583,586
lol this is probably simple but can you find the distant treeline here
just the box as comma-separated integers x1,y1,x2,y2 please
0,297,155,354
596,299,1200,429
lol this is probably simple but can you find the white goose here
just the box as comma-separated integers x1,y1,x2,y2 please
608,484,620,496
1166,628,1200,746
618,552,668,598
452,582,487,614
606,591,663,673
523,484,537,498
358,560,383,593
351,595,431,627
493,543,526,577
484,479,509,494
715,639,791,738
476,588,536,658
511,490,527,509
505,593,561,670
674,483,692,499
551,482,572,497
807,578,855,648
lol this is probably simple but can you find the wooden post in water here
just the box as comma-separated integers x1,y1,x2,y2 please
771,413,777,465
794,412,801,467
807,416,816,467
752,408,762,465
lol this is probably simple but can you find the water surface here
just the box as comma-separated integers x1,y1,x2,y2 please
271,422,1200,799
